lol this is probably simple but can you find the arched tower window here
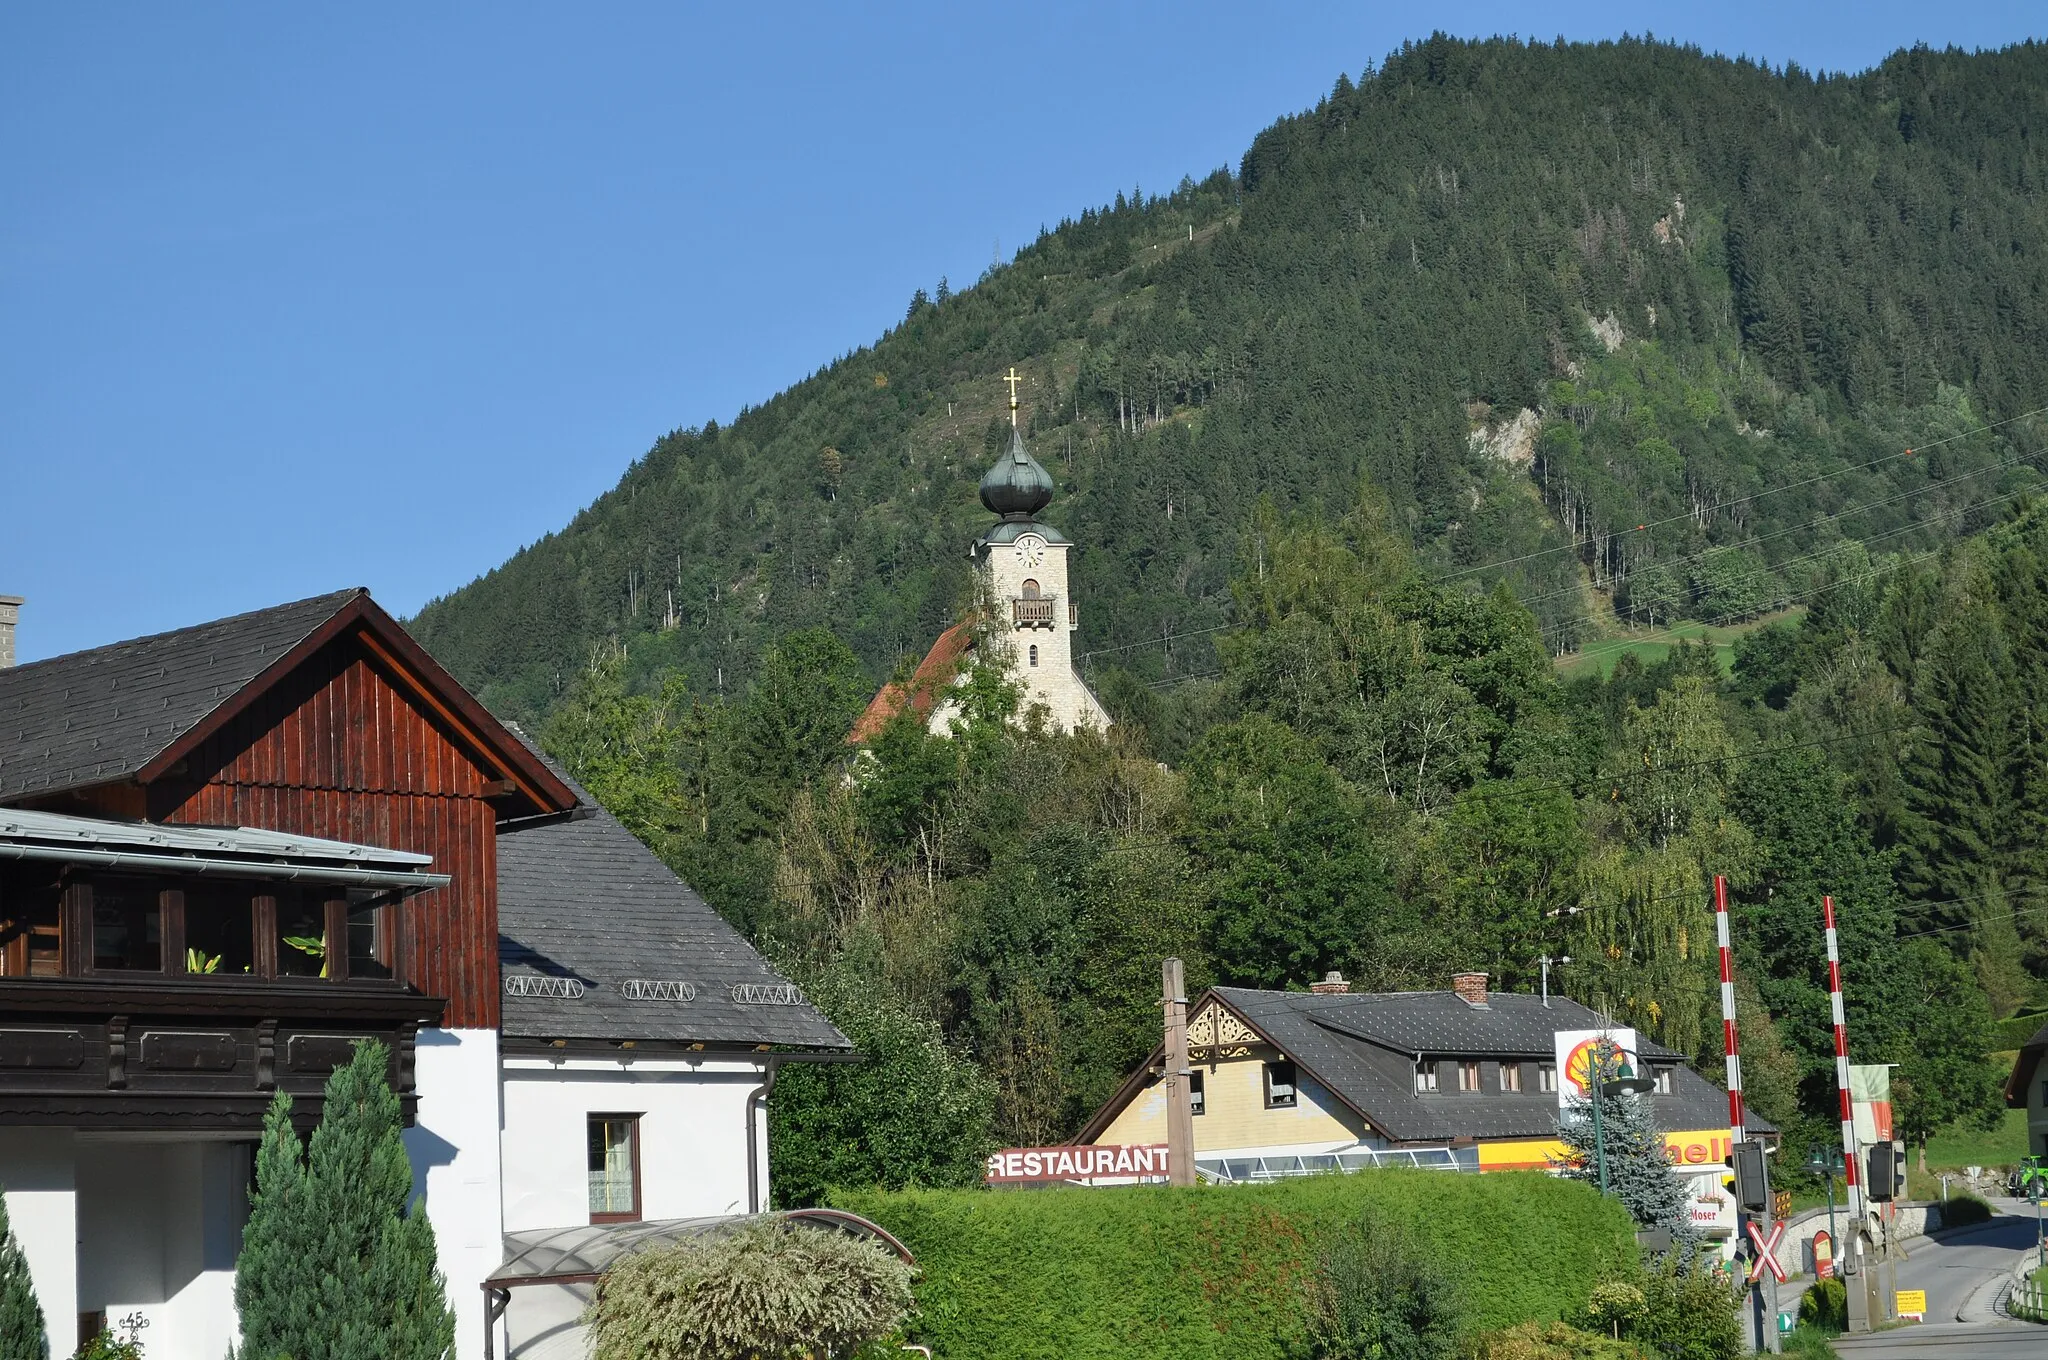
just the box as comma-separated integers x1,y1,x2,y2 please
1028,645,1039,667
1020,579,1041,599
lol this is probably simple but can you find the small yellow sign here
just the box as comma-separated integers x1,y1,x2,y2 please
1895,1289,1927,1319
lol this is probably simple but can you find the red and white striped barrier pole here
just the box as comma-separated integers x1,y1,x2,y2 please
1823,894,1863,1222
1715,874,1746,1146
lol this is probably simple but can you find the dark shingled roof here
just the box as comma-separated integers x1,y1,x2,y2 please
1210,986,1765,1143
0,589,361,800
1085,985,1770,1146
496,755,847,1050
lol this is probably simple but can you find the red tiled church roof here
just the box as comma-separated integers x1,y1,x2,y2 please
847,621,976,744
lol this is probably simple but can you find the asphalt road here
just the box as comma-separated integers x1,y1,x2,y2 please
1829,1202,2048,1358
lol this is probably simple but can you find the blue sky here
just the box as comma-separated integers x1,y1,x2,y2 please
2,3,2039,662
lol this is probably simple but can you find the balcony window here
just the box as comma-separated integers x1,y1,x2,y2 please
588,1114,642,1223
1264,1060,1297,1109
348,890,393,981
1020,579,1041,599
91,878,161,972
183,882,255,978
0,871,63,977
276,892,328,978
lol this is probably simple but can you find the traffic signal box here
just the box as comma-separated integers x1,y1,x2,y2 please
1731,1139,1770,1213
1867,1144,1906,1203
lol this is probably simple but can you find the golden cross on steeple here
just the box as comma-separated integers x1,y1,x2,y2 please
1004,367,1022,427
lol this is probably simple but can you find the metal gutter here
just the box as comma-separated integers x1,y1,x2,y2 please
0,842,450,892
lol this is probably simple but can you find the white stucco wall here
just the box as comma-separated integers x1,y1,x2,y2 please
75,1138,246,1360
0,1128,75,1359
407,1026,505,1360
499,1056,766,1233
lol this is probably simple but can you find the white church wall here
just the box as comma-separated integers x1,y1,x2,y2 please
499,1055,766,1233
0,1128,75,1359
407,1026,505,1360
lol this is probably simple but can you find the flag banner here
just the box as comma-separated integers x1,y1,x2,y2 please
1849,1064,1894,1145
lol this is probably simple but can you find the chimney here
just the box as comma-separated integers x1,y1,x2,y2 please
1310,970,1350,995
1451,971,1489,1007
0,597,20,669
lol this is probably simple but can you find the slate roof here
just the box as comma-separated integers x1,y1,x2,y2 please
1087,984,1770,1146
496,754,847,1051
0,590,360,800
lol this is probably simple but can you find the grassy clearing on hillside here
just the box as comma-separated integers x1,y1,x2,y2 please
1554,608,1806,680
831,1173,1636,1360
1924,1107,2028,1171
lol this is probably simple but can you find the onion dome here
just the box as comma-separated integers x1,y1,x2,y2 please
978,428,1054,519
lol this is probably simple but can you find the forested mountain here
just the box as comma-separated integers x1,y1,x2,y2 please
415,35,2048,722
409,37,2048,1200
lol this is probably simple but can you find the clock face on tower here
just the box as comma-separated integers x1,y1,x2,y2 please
1014,534,1046,569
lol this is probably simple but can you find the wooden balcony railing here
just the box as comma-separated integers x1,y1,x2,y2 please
1012,596,1058,629
0,976,444,1130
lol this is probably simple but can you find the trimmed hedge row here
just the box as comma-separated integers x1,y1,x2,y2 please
1995,1012,2048,1051
830,1171,1638,1360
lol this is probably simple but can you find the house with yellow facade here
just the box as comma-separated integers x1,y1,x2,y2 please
1079,971,1767,1243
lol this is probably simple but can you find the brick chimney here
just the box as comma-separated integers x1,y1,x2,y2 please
0,597,20,669
1451,971,1489,1007
1310,970,1350,995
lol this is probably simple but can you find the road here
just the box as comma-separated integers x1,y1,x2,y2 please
1829,1200,2048,1358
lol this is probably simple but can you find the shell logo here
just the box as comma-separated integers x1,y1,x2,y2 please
1562,1036,1623,1099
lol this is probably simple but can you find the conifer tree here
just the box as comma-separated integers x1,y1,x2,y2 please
235,1041,455,1360
1554,1048,1702,1265
0,1188,45,1360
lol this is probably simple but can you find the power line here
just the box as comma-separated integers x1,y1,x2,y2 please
1077,623,1232,662
1512,445,2047,615
1435,403,2048,584
1532,482,2035,648
1549,548,1943,664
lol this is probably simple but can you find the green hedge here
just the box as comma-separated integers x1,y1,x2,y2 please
829,1172,1638,1360
1996,1012,2048,1050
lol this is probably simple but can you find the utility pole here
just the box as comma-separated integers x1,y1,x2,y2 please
1163,957,1195,1187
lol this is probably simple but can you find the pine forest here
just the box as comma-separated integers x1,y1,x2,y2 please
412,36,2048,1198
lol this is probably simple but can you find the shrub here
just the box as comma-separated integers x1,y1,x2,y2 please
831,1171,1639,1360
69,1333,139,1360
1466,1321,1649,1360
1583,1280,1647,1339
1303,1211,1463,1360
1941,1192,1993,1227
1630,1261,1740,1360
1797,1277,1846,1332
234,1040,454,1360
0,1186,44,1360
588,1219,914,1360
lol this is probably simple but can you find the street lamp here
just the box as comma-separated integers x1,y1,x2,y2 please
1588,1044,1655,1195
1806,1145,1845,1265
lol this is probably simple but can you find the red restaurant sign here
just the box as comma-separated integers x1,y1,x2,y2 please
985,1144,1170,1183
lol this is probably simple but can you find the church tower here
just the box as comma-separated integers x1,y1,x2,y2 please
967,370,1111,733
845,370,1111,744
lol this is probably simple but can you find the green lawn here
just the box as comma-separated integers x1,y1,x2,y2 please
1924,1107,2029,1171
1554,608,1806,680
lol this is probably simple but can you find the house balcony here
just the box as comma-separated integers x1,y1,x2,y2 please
1011,595,1059,629
0,975,444,1130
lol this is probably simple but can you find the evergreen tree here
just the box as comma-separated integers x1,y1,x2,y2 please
236,1041,455,1360
1554,1044,1703,1265
0,1188,44,1360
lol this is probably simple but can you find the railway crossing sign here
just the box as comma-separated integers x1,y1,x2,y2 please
1745,1219,1788,1284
